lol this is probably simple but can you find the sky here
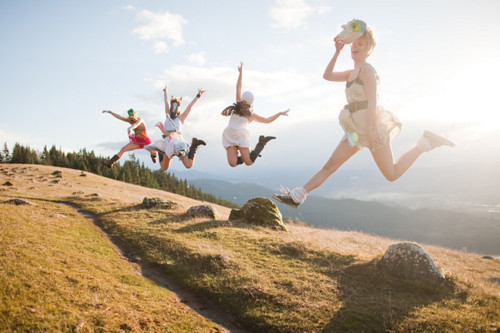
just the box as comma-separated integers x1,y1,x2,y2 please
1,0,500,184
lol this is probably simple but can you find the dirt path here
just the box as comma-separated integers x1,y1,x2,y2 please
70,205,249,333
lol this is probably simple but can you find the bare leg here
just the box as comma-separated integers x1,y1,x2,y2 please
180,156,194,169
239,147,253,166
273,138,360,207
303,139,361,193
370,141,423,182
160,155,172,171
144,147,158,159
226,146,239,167
117,142,141,158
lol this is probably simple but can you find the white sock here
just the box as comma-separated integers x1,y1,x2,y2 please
290,187,308,204
416,137,432,152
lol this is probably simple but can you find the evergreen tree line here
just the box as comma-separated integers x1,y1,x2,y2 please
0,143,239,209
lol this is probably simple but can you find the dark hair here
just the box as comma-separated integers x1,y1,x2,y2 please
221,101,253,117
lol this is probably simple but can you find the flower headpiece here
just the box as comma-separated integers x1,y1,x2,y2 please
338,19,367,44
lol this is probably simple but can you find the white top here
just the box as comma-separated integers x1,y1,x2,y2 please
226,114,249,130
164,117,182,133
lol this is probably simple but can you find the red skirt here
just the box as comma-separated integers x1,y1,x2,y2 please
129,134,152,148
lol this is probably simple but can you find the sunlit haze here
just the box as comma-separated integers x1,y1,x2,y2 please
2,0,499,179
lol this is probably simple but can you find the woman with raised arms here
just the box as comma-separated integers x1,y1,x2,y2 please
145,85,206,171
222,62,289,167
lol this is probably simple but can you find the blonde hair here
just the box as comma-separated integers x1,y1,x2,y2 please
363,25,377,54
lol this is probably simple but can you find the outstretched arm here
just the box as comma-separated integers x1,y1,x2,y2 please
236,62,243,102
250,109,289,124
323,36,351,82
163,85,170,118
179,89,206,124
102,110,129,122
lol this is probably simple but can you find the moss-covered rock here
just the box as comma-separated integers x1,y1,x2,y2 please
229,197,287,230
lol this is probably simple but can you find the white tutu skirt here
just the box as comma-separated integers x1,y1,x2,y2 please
338,106,402,151
152,136,189,159
222,127,250,149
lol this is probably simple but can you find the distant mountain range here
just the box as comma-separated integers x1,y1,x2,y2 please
172,163,500,215
180,177,500,256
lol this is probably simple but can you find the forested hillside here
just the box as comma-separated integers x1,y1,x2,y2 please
0,143,238,208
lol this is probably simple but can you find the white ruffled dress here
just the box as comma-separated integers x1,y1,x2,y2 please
338,64,402,151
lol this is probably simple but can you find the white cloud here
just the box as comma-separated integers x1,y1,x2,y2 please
131,8,187,53
153,41,169,54
269,0,330,31
188,52,207,66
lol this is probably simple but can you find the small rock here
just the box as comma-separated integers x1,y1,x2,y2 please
229,197,287,230
79,172,87,177
2,181,13,186
5,198,32,205
482,255,494,260
72,191,85,196
185,205,219,219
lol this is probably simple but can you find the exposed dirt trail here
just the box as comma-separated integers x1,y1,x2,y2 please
66,204,249,333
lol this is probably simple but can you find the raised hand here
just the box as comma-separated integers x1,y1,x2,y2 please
280,109,290,117
334,35,345,53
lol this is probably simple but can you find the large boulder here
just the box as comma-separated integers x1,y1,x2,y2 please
185,205,219,219
378,242,445,285
229,197,287,230
141,197,178,210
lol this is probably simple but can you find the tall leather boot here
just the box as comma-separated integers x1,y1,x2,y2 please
102,154,120,168
188,138,206,160
249,135,276,162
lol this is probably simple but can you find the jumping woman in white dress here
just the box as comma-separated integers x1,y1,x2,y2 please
146,85,206,171
222,62,289,167
273,19,455,208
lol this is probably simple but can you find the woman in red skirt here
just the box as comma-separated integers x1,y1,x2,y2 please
102,108,157,168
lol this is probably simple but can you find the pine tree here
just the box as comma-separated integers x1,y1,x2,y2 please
0,143,8,162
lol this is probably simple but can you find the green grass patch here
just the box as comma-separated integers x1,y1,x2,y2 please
0,200,223,332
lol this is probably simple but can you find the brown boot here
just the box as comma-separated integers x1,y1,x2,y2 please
187,138,206,160
250,135,276,162
102,154,120,168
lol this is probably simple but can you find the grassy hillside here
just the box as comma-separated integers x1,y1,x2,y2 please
1,164,499,332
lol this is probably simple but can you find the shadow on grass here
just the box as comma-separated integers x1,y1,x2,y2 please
174,219,283,234
320,259,457,332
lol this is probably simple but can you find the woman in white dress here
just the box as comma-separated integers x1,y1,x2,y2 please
146,85,206,171
222,62,289,167
273,20,455,208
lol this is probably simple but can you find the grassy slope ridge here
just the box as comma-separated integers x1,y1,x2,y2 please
1,164,499,332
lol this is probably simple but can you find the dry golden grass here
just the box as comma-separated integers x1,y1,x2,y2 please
0,165,227,332
1,164,499,332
